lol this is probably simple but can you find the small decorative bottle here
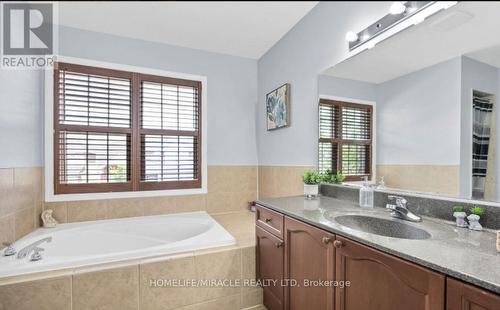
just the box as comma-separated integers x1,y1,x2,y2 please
377,176,386,189
359,176,374,208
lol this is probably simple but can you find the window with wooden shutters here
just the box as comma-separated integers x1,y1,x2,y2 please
139,75,201,190
318,99,372,181
54,62,202,194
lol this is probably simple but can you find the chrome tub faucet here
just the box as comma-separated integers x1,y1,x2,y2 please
17,237,52,259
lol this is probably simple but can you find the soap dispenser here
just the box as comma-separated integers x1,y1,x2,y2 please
359,176,374,208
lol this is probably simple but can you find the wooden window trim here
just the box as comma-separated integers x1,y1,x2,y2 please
319,98,373,182
54,62,202,194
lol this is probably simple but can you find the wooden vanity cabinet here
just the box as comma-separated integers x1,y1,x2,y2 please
284,216,336,310
255,204,499,310
447,278,500,310
334,235,445,310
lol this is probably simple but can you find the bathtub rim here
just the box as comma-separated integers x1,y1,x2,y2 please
0,211,237,282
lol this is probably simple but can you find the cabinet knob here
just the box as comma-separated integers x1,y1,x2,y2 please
322,237,333,244
265,218,272,223
333,240,344,248
275,241,284,248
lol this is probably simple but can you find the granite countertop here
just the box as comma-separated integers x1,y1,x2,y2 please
256,195,500,294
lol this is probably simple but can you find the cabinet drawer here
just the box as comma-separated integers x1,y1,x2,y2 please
256,205,284,238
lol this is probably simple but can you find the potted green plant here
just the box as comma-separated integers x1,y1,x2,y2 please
467,206,484,231
301,170,322,198
452,206,467,228
322,170,346,184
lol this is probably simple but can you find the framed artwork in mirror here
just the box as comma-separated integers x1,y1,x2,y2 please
266,83,290,130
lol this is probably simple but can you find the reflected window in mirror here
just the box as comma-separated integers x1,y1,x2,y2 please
318,99,373,182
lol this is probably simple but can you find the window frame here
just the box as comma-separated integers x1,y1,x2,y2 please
318,97,375,182
45,57,207,202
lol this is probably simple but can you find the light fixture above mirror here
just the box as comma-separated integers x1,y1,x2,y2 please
344,1,457,53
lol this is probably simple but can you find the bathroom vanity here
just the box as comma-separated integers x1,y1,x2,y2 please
255,197,500,310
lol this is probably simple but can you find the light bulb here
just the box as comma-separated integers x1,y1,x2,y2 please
361,34,371,41
390,2,406,15
345,31,358,42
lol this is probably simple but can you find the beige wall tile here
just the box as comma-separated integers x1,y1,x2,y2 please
258,166,311,199
194,248,242,302
72,266,139,310
241,246,256,281
241,287,263,309
14,208,34,239
142,196,177,216
10,186,36,212
0,168,14,188
107,198,144,219
67,200,108,223
377,165,460,196
232,191,257,211
140,255,198,310
0,276,71,310
206,191,234,214
240,245,262,308
14,167,42,188
43,202,68,223
208,166,257,193
207,166,226,193
0,189,16,218
35,202,43,228
174,195,206,213
212,212,255,247
177,294,241,310
0,214,15,249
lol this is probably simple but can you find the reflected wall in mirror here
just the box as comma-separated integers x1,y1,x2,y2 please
318,2,500,203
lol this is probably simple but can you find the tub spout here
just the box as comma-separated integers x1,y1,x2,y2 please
17,237,52,259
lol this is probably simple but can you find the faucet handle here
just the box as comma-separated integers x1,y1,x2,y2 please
2,242,16,256
30,247,44,262
388,195,407,205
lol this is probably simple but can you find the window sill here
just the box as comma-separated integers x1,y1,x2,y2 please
45,187,207,202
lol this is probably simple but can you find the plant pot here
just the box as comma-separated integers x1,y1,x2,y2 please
453,212,467,228
304,184,319,199
467,214,482,231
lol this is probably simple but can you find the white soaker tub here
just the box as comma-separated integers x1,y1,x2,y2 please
0,211,235,278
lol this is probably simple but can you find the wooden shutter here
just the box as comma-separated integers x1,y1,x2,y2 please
139,74,202,190
54,62,202,194
54,63,133,194
318,99,372,181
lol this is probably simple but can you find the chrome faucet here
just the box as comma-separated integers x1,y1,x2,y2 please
386,195,422,222
17,237,52,259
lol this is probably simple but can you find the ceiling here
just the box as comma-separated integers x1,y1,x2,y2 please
323,2,500,83
466,45,500,69
57,1,318,59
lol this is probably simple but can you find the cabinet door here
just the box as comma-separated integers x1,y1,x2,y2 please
447,278,500,310
335,236,445,310
284,216,335,310
256,225,284,310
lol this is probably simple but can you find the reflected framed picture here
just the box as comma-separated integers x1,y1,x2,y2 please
266,83,290,130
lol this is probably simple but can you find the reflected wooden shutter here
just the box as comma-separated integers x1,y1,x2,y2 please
54,62,202,194
318,99,372,181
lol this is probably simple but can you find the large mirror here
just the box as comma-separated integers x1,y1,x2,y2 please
318,2,500,203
